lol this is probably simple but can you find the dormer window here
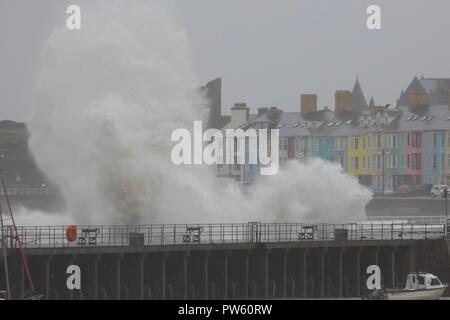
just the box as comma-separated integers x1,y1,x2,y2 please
359,117,365,127
376,114,382,125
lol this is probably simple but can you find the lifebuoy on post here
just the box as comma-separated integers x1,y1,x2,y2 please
66,225,77,242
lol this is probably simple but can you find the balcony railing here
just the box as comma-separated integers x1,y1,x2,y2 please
0,221,446,250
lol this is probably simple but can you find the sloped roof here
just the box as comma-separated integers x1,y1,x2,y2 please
396,105,450,132
397,76,450,106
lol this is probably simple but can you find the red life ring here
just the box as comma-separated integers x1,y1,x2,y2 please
66,225,77,242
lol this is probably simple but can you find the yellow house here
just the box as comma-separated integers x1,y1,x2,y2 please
365,132,384,187
347,134,368,178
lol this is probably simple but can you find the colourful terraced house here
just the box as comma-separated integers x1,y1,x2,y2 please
219,76,450,188
347,134,366,178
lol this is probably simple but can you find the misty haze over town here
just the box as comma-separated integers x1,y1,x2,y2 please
1,0,450,303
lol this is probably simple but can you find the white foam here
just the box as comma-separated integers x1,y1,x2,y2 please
27,1,372,225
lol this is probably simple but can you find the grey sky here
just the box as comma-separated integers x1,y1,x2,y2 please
1,0,450,121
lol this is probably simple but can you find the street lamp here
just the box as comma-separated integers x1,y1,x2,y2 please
377,149,391,198
444,187,448,238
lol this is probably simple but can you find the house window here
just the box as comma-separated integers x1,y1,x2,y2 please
352,157,359,170
376,155,382,170
411,132,421,148
296,137,307,154
432,154,438,169
351,137,359,150
387,134,397,148
412,154,421,170
392,155,398,168
387,154,397,169
400,154,405,168
407,133,410,146
448,132,450,147
432,133,438,147
314,138,321,151
334,137,344,151
280,138,288,151
376,134,382,148
407,154,411,168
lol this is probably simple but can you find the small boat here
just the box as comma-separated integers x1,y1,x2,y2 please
384,272,448,300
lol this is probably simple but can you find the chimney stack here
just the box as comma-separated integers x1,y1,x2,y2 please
300,94,318,116
231,102,249,123
258,107,269,116
266,107,282,122
335,90,352,114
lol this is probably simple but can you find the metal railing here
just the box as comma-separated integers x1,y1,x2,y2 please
367,215,447,225
0,187,52,197
0,221,446,250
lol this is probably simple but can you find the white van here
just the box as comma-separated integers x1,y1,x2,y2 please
430,185,448,198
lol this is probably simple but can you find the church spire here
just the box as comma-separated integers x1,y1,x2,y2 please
352,76,368,112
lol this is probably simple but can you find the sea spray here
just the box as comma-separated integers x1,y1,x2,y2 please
28,0,372,225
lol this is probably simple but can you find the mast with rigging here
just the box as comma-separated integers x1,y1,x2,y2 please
0,170,38,299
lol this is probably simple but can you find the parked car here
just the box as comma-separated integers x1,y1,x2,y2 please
412,184,433,196
393,185,415,197
368,185,394,197
430,185,448,198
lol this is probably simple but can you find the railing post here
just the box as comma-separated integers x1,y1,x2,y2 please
173,225,176,245
391,223,394,240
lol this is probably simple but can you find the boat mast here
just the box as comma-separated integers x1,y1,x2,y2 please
0,170,35,295
0,187,11,300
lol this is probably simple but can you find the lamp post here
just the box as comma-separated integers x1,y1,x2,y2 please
382,149,385,198
377,149,390,198
444,187,448,238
